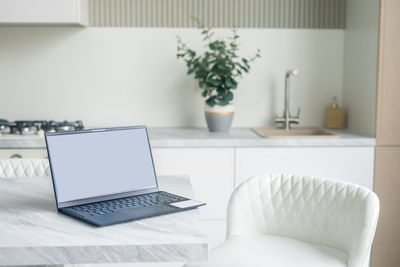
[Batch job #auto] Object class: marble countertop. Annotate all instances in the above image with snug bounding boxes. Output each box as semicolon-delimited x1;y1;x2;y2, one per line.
0;175;207;265
148;127;375;147
0;127;375;149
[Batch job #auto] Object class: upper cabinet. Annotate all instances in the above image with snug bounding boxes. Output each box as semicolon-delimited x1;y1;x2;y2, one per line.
0;0;88;26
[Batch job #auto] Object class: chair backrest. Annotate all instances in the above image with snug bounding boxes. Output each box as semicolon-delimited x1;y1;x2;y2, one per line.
227;174;379;267
0;158;50;178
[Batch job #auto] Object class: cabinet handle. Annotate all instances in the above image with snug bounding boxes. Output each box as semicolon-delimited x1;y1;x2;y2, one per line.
10;154;22;159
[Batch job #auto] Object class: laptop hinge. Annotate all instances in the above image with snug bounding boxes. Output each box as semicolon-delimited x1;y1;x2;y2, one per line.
58;187;159;209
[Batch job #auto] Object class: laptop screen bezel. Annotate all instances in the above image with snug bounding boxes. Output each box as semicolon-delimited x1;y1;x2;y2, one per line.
45;125;159;210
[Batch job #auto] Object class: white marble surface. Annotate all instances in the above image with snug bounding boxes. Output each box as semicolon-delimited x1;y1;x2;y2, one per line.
0;134;45;148
0;128;375;149
148;127;375;147
0;176;207;265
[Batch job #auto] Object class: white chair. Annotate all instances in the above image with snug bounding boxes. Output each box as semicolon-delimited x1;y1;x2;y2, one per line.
0;158;50;178
185;174;379;267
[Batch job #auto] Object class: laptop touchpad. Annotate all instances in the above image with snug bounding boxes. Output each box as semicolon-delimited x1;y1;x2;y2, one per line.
121;205;177;218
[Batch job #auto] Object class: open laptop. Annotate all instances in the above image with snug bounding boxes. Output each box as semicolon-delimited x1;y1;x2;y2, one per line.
45;125;205;226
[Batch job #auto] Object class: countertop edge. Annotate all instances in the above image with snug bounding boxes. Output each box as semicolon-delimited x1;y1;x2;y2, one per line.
0;128;376;149
0;243;208;265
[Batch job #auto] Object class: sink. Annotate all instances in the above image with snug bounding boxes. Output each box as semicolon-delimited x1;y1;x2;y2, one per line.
252;127;340;138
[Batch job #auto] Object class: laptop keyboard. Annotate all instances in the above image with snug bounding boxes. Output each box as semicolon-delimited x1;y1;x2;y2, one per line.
64;191;187;218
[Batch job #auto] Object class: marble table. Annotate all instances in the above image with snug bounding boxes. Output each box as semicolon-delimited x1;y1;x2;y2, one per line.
0;176;207;266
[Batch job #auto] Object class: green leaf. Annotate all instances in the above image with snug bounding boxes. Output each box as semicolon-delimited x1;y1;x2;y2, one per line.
206;97;216;107
199;81;208;89
209;79;220;87
225;91;234;101
225;78;237;89
188;50;196;57
216;86;226;95
238;64;249;73
218;100;229;106
209;42;217;51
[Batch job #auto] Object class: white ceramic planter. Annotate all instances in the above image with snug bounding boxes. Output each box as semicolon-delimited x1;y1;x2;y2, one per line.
204;104;235;132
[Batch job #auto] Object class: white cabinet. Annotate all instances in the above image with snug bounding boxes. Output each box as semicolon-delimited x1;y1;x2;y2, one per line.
152;148;234;220
235;147;375;189
0;0;88;25
152;148;234;249
151;146;375;249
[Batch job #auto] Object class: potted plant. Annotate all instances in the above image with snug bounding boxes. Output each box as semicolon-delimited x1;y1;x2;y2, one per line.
177;23;260;132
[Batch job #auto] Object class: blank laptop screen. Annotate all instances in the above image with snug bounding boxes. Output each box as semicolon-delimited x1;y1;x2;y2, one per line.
46;127;157;204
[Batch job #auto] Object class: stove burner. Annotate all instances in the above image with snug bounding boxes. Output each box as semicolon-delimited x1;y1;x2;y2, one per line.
0;119;84;135
0;119;10;134
48;120;84;132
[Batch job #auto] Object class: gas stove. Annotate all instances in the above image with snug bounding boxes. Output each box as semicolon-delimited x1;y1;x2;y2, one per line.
0;120;84;135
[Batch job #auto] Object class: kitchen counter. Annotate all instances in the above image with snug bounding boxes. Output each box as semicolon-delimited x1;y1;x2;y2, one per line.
0;127;375;149
148;128;375;147
0;175;207;265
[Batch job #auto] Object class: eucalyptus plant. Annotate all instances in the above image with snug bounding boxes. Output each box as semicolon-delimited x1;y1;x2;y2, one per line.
177;23;261;107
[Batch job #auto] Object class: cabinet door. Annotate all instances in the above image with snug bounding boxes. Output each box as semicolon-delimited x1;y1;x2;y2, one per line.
151;148;234;220
372;147;400;266
0;0;88;25
235;147;375;189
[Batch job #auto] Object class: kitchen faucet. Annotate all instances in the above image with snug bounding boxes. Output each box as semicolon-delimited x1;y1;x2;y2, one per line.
275;69;301;130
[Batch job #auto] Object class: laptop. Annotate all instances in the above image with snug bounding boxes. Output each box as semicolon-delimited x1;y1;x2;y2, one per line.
45;125;205;226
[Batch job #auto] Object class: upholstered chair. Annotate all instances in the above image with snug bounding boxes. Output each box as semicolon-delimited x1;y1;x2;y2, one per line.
185;174;380;267
0;158;50;178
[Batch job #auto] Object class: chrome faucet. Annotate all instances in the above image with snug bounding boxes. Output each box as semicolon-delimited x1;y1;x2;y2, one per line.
275;69;301;130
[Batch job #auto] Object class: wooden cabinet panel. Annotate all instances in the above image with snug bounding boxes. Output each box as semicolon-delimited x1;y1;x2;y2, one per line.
235;147;375;189
373;0;400;265
152;148;234;220
372;147;400;267
376;0;400;145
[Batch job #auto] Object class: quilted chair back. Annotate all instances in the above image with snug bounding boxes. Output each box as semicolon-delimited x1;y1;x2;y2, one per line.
0;159;50;178
227;174;379;267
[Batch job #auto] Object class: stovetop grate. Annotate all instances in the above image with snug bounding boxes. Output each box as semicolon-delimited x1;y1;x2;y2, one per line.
0;120;84;135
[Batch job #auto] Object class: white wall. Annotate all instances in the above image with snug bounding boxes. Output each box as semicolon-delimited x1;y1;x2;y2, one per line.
343;0;379;137
0;27;344;128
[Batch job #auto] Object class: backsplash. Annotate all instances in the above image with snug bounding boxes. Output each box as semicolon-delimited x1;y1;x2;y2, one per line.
0;27;344;128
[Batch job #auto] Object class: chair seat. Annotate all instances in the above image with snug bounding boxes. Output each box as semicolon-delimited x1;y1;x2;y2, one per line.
185;234;348;267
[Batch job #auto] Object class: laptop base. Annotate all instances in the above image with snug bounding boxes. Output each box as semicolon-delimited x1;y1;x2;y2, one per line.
60;191;204;226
